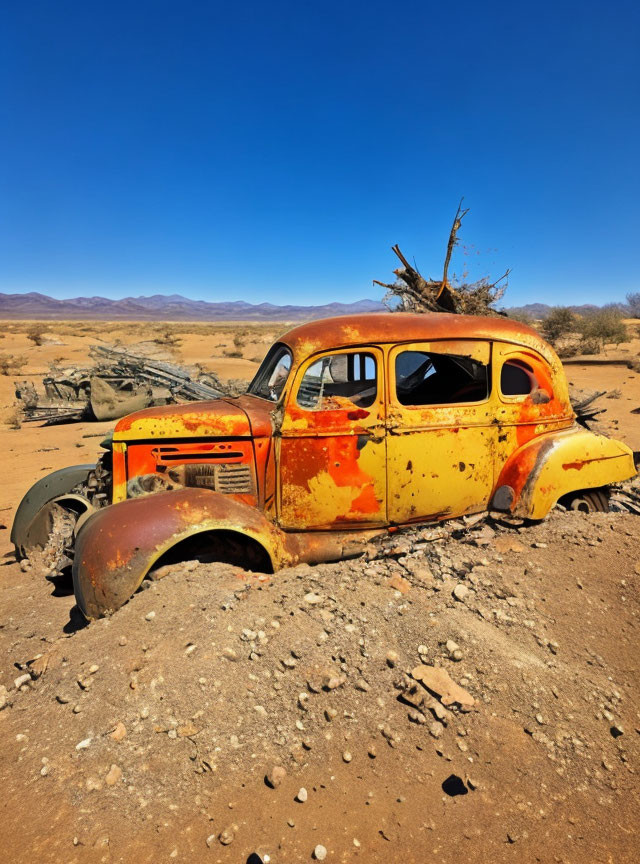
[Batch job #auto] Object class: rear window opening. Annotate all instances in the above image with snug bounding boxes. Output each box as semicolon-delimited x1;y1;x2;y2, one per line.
395;350;489;406
501;360;538;396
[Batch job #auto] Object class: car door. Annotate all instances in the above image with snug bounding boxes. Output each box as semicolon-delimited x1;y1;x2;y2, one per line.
277;346;387;530
387;339;496;524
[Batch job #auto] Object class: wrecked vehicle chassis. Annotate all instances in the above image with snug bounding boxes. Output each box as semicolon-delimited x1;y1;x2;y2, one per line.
12;313;636;620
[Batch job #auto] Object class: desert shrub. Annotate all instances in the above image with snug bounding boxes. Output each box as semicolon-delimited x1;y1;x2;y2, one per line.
223;332;246;359
626;291;640;318
0;353;27;375
578;309;628;350
578;337;602;355
153;329;182;348
26;324;48;346
542;308;576;344
5;406;22;429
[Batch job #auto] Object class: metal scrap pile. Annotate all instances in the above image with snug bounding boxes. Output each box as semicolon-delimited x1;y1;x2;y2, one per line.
15;343;241;425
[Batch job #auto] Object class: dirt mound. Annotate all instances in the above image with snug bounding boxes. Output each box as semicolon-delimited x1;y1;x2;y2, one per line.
1;511;638;863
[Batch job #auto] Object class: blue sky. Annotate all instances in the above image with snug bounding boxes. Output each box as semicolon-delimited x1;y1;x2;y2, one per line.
1;1;638;307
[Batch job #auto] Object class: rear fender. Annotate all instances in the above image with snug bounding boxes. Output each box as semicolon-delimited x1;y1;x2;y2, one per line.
72;488;293;620
495;425;636;519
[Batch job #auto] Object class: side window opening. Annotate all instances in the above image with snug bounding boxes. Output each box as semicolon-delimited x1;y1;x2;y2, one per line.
297;351;377;411
395;350;489;407
501;360;537;396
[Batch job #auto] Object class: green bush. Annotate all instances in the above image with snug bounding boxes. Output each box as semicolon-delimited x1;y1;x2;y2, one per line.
542;308;577;344
578;310;628;350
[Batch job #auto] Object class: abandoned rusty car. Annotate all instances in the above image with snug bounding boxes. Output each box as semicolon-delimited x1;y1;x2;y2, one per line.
12;313;636;619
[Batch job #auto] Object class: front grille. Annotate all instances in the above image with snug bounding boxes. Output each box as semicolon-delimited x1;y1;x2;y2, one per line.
183;462;254;494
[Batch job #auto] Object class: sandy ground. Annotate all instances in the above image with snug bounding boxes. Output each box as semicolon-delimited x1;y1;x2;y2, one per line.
0;319;639;863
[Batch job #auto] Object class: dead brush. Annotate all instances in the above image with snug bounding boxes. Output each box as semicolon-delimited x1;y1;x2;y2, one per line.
0;353;27;375
26;324;48;346
152;328;182;349
5;405;22;429
374;199;510;316
223;332;246;359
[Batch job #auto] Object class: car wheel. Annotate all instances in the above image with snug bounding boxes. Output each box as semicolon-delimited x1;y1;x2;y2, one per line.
566;488;610;513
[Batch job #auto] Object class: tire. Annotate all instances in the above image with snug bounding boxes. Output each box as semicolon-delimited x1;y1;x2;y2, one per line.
565;488;610;513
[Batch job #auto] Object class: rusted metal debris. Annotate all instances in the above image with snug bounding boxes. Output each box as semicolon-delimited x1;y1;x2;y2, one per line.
15;343;241;425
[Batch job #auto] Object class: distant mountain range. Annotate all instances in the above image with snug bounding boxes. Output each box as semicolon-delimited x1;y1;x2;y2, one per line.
0;292;622;321
0;292;386;321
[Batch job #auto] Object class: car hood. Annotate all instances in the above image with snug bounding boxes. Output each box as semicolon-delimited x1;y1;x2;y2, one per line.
113;394;273;441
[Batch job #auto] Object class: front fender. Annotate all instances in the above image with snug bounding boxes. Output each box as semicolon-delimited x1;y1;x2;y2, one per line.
496;425;636;519
11;464;95;556
72;488;293;620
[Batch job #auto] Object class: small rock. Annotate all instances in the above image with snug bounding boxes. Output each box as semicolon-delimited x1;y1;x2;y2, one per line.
445;640;463;661
145;611;155;621
428;722;443;739
323;673;346;690
296;787;308;803
218;826;236;846
89;664;99;674
266;765;287;788
76;737;92;751
314;844;327;861
342;750;352;763
386;650;399;668
110;722;127;741
304;592;324;605
453;584;469;602
118;636;128;646
105;764;122;786
14;673;31;690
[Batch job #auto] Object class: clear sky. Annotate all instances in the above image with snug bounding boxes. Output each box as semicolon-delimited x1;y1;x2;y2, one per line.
1;1;638;308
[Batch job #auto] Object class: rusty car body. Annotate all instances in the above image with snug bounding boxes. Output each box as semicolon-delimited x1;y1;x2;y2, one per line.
12;313;636;619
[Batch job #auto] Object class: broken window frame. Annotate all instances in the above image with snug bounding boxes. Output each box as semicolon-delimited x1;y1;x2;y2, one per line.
247;343;293;403
293;348;380;413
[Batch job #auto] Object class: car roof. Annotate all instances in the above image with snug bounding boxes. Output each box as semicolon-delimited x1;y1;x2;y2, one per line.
280;312;554;362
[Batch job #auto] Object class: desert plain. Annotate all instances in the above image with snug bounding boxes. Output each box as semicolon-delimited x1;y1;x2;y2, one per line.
0;318;639;863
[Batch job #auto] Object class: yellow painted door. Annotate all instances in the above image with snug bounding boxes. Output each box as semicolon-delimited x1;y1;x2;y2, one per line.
387;340;496;524
277;347;387;530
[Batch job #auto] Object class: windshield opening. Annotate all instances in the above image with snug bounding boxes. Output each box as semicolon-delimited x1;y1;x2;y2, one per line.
248;343;292;402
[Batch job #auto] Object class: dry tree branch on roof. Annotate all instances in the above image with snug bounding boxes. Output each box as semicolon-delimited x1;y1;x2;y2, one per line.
374;199;511;316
